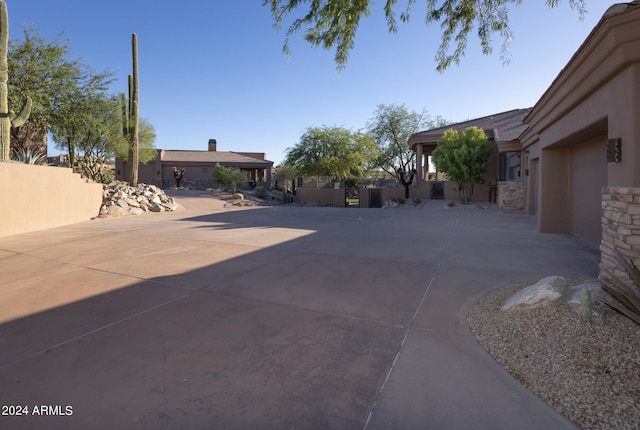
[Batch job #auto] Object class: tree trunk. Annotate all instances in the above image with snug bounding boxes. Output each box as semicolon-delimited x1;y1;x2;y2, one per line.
458;183;475;205
397;169;416;200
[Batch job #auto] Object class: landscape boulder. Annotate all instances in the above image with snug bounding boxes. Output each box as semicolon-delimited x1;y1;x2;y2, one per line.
501;276;568;311
500;277;609;322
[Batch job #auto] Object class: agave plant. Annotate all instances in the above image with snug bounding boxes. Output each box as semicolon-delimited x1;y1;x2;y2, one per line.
596;249;640;325
11;148;47;165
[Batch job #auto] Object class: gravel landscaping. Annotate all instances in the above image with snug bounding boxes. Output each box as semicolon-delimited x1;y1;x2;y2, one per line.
467;279;640;429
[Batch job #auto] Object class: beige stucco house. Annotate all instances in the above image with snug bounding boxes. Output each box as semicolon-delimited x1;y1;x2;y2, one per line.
522;0;640;283
520;1;640;249
115;139;273;189
410;1;640;282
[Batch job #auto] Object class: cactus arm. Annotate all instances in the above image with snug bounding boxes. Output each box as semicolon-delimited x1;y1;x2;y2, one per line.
11;96;31;128
120;92;128;137
0;0;32;160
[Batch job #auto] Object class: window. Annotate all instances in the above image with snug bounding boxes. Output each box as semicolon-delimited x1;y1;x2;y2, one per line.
499;152;521;181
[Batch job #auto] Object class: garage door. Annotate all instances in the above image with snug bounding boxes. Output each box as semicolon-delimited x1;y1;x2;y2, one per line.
568;136;607;249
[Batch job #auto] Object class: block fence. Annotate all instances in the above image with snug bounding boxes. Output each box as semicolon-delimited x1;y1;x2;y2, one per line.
0;162;103;238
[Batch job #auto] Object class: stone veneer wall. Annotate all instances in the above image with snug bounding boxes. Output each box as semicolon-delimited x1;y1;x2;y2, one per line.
497;181;525;210
600;187;640;289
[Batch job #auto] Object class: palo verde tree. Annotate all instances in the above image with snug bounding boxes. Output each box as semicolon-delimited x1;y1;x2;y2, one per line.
72;94;120;183
284;125;378;181
74;96;156;183
431;126;492;204
213;163;247;193
49;70;113;168
112;116;156;165
368;103;447;198
264;0;586;72
0;0;31;161
9;25;113;161
276;164;298;190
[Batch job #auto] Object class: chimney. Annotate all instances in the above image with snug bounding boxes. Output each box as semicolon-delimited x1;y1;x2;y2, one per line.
208;139;217;151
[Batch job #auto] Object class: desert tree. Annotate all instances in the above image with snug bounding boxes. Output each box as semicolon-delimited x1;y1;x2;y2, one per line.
431;126;492;204
8;25;113;157
48;68;113;168
368;103;447;198
213;163;248;193
284;125;378;181
264;0;586;72
75;96;156;183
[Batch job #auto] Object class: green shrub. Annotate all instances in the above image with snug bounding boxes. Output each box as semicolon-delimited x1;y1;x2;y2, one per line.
213;163;246;193
255;186;268;199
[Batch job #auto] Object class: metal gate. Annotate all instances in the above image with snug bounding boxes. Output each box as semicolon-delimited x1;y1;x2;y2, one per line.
431;181;444;199
369;188;382;208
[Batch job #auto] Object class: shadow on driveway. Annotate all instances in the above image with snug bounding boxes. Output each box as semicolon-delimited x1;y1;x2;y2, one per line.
0;199;597;429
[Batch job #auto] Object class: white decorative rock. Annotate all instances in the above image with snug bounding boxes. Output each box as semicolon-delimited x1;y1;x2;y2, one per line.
501;276;568;311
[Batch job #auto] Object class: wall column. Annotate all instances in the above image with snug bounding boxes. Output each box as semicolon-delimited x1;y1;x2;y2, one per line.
415;144;423;185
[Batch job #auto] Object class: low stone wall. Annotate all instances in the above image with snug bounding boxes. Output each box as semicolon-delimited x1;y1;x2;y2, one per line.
600;186;640;289
498;181;525;210
0;162;103;238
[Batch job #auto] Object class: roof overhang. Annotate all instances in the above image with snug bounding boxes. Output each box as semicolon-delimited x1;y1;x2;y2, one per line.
523;1;640;143
496;140;523;153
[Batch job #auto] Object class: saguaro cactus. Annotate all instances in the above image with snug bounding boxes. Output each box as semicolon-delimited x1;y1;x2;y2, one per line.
0;0;31;161
122;33;139;185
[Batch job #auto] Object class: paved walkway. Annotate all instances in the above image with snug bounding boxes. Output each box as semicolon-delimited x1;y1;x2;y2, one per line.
0;192;599;429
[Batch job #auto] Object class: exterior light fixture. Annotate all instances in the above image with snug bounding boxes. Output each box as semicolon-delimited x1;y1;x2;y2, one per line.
606;138;622;162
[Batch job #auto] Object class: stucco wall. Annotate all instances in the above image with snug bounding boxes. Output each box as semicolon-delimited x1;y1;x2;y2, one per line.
0;163;103;238
296;188;346;207
522;7;640;240
381;186;430;202
443;181;491;203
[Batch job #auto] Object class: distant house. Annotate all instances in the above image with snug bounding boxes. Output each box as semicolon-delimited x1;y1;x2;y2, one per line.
47;154;70;166
409;1;640;260
115;139;274;189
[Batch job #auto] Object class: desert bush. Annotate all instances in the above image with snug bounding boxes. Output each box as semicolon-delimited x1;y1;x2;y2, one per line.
255;186;268;199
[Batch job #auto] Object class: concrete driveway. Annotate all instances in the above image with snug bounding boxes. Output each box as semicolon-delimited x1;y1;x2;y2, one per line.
0;191;598;429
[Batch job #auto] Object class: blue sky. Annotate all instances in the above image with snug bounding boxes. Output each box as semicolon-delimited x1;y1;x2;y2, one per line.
8;1;610;164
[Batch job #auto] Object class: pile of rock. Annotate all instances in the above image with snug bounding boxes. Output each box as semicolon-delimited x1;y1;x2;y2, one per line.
382;198;420;208
382;199;400;208
99;182;178;217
